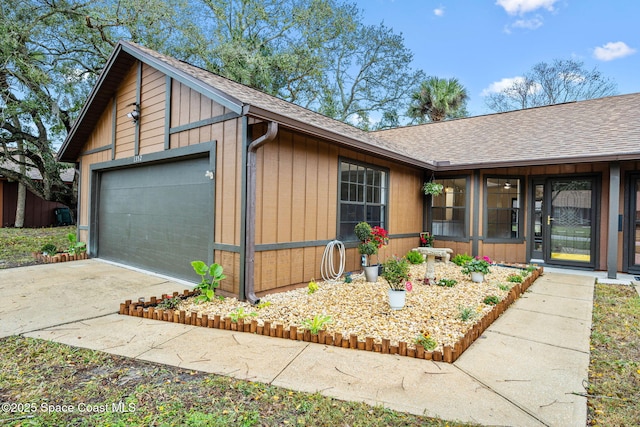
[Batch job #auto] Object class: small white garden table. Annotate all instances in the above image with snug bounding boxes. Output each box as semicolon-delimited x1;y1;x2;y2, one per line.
412;247;453;282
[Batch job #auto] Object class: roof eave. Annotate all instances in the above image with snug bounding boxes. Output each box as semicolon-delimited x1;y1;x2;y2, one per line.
434;152;640;171
245;105;437;170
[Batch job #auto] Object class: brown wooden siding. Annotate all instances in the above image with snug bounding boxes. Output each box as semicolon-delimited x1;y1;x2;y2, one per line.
1;180;68;228
138;64;166;155
114;64;139;159
253;128;424;293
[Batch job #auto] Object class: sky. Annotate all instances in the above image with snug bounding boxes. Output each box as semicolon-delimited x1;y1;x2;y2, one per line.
353;0;639;117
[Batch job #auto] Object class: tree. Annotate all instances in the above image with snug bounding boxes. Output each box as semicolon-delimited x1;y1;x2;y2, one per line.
316;21;424;130
407;76;469;123
0;0;199;217
485;58;618;113
1;0;423;212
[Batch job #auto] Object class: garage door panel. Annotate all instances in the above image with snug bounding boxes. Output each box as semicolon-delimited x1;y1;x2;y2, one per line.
97;157;213;282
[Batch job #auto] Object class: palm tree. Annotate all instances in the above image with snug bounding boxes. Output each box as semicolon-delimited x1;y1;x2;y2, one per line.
408;77;469;122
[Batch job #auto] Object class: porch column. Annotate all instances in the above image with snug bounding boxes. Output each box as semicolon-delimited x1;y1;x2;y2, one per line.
607;162;620;279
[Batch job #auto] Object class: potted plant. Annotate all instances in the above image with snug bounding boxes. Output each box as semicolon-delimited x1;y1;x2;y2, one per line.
354;222;388;282
422;180;444;196
461;256;492;283
381;256;412;310
419;232;434;247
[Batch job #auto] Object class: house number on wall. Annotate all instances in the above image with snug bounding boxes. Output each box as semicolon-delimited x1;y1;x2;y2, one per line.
133;155;143;163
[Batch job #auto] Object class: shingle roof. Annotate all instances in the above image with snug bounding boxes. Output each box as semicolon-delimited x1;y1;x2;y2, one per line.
59;41;432;168
59;41;640;170
374;93;640;169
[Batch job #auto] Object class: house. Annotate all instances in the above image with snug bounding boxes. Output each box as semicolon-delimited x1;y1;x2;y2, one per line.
0;163;74;228
58;41;640;301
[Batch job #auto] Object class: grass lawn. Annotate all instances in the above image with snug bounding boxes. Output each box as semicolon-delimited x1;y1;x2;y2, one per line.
586;283;640;426
0;226;75;269
0;336;476;426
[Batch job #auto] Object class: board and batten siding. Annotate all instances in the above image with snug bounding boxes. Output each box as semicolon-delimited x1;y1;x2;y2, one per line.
253;127;424;294
75;64;245;294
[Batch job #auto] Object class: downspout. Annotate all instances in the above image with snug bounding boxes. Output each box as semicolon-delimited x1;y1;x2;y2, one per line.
244;121;278;304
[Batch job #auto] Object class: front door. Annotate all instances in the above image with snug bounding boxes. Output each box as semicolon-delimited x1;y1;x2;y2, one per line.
530;177;597;268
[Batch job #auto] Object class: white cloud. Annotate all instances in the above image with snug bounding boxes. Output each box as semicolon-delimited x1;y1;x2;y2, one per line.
511;16;544;30
434;7;445;17
481;77;522;96
593;41;637;61
496;0;558;15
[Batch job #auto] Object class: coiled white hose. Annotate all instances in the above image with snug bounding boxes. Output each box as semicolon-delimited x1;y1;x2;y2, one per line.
320;240;346;282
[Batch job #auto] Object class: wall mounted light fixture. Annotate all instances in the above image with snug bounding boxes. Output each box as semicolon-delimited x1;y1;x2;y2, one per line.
504;181;512;189
127;103;140;123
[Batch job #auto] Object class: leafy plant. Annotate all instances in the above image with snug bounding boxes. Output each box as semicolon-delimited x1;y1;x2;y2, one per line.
66;233;86;255
422;181;444;196
414;332;437;351
307;279;319;294
301;314;332;334
40;243;57;255
451;253;473;266
507;274;523;283
405;250;424;264
191;261;226;303
461;256;492;275
381;256;410;290
419;232;434;247
256;301;272;309
526;264;538;273
343;272;352;283
435;278;458;287
157;295;181;310
458;306;476;321
483;295;500;305
497;283;511;291
229;307;258;323
354;222;388;266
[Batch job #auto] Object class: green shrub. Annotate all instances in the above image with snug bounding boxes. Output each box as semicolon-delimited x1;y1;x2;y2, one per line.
507;274;523;283
484;295;500;305
40;243;57;255
415;332;437;351
452;253;473;266
435;278;458;287
459;306;476;321
405;250;424;264
191;261;226;303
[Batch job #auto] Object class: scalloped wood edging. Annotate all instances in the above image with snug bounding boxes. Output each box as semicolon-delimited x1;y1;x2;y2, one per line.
119;266;543;363
33;252;89;263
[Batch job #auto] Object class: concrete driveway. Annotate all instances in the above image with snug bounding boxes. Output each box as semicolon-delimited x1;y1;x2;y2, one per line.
1;259;186;338
2;259;596;426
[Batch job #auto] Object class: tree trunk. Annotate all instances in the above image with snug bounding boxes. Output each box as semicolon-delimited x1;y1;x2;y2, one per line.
14;141;26;228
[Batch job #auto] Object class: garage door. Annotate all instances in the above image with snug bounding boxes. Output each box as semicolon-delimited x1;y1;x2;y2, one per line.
97;156;213;282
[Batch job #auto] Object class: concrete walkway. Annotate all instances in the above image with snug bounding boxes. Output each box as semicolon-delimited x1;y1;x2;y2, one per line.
2;260;602;426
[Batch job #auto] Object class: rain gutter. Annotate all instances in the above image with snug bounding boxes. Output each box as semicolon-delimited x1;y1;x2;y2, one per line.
243;119;278;304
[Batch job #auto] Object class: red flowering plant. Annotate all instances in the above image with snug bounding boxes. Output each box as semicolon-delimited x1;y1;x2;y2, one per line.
419;232;434;247
354;222;389;266
371;226;389;248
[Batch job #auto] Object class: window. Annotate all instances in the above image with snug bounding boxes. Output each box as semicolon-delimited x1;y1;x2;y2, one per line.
431;177;467;238
338;160;388;240
485;177;522;240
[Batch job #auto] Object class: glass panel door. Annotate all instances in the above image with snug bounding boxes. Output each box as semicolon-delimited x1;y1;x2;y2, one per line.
548;178;594;265
627;178;640;270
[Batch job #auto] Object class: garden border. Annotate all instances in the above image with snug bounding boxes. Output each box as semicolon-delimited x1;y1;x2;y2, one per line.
119;266;543;363
32;252;89;263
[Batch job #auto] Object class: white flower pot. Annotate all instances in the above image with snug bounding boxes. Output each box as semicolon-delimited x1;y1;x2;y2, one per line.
388;289;406;310
470;272;484;283
364;265;379;282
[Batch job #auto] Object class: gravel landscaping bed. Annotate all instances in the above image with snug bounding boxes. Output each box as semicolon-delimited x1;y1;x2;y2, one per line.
176;262;536;353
